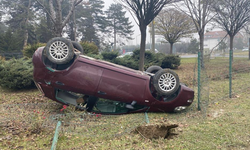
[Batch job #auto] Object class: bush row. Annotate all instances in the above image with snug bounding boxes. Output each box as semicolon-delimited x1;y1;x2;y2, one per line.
101;49;181;70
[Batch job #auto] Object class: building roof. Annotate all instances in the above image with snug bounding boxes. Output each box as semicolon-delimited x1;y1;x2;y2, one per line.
204;31;227;39
204;30;243;39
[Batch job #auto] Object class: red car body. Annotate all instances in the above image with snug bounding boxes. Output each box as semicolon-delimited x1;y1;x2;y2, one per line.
33;47;194;114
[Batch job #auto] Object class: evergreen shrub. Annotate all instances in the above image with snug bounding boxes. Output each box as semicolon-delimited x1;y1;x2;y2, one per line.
80;41;98;54
161;55;181;69
0;58;35;89
114;56;138;70
22;43;46;58
101;51;119;61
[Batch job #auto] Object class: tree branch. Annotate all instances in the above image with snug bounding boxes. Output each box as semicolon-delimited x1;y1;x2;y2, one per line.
62;0;83;27
35;0;56;25
49;0;56;20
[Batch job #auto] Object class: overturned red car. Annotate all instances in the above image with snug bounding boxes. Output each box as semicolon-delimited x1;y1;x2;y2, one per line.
32;37;194;114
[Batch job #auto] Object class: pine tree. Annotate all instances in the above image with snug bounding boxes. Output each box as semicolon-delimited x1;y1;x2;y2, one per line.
0;28;23;53
105;3;133;50
2;0;35;48
35;17;53;43
187;39;199;54
77;0;107;47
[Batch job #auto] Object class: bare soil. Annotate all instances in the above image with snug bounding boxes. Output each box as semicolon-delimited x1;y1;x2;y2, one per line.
133;123;178;139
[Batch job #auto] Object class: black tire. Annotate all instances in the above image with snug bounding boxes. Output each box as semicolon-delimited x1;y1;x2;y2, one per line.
44;37;74;65
86;96;99;112
146;65;163;74
72;41;84;54
153;69;180;96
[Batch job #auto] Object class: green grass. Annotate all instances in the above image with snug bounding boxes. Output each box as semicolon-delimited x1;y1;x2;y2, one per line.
233;51;248;55
1;57;250;149
180;57;197;64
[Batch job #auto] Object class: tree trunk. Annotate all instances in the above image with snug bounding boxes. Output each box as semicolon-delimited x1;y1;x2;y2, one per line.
23;30;28;48
170;43;173;54
69;9;76;41
54;25;63;37
151;20;155;53
248;38;250;60
230;35;234;61
73;9;76;41
23;0;32;48
139;25;147;71
37;0;82;38
46;12;53;41
114;19;116;51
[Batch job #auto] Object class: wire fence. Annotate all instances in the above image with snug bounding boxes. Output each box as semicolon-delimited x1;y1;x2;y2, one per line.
174;50;250;121
196;50;250;117
1;50;250;149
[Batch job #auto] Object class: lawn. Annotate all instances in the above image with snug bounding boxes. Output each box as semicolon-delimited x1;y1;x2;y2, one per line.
0;57;250;149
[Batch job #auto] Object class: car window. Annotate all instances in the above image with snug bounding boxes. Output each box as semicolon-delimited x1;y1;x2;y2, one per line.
92;99;146;114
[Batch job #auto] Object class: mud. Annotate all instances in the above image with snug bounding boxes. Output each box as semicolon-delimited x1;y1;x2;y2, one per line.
134;123;178;139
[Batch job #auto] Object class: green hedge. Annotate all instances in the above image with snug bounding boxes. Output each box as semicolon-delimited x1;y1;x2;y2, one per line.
22;43;46;58
161;55;181;69
106;49;180;70
101;51;119;61
80;41;99;54
114;56;138;70
0;58;35;89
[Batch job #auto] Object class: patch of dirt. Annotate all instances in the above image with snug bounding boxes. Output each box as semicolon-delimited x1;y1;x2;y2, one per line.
133;123;178;139
210;109;224;118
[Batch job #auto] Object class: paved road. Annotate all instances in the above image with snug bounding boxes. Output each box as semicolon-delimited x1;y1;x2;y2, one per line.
179;54;197;58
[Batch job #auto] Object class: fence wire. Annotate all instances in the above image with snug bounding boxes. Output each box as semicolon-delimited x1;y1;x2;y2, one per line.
1;51;250;149
197;51;250;117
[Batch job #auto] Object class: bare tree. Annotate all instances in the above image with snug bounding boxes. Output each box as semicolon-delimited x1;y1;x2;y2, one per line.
153;8;195;54
178;0;216;67
212;0;250;61
117;0;179;71
36;0;84;37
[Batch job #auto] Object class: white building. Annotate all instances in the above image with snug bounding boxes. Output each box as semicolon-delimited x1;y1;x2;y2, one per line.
204;30;244;53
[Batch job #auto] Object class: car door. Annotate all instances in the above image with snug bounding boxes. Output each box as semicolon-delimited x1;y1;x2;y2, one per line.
50;59;103;96
96;68;147;103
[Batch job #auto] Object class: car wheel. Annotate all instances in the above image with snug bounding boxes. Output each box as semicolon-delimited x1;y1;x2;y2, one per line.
72;41;84;54
44;37;74;65
153;69;180;96
146;65;162;74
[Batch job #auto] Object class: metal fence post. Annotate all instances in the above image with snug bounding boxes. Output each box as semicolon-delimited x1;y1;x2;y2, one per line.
145;112;150;124
198;52;201;110
229;50;232;98
51;121;62;150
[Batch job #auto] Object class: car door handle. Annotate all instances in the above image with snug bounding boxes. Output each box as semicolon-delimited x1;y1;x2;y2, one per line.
98;91;106;95
55;81;64;86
